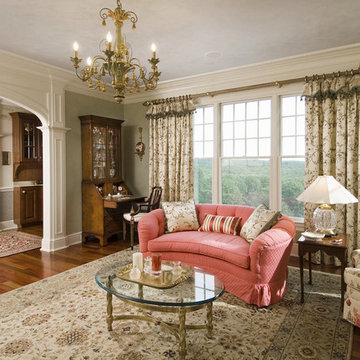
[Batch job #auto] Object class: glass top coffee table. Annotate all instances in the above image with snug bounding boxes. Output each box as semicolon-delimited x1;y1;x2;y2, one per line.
95;260;225;359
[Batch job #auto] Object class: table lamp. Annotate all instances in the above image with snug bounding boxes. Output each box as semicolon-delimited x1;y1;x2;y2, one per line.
296;175;358;235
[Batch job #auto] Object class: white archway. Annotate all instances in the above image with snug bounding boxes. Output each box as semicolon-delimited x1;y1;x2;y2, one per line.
0;52;68;251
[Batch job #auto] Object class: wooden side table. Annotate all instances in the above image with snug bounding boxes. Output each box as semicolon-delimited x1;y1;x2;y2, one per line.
298;234;347;308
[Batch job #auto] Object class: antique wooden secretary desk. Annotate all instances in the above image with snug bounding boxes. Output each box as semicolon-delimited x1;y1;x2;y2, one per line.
79;115;143;246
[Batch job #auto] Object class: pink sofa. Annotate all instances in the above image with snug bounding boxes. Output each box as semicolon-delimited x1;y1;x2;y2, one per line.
138;204;296;306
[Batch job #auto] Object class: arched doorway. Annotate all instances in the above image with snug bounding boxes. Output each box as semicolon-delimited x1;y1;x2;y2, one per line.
0;99;43;236
0;76;68;251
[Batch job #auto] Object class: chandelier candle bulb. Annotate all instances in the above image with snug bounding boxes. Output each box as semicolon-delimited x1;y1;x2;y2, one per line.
73;42;79;58
132;252;143;272
151;43;156;58
106;32;112;50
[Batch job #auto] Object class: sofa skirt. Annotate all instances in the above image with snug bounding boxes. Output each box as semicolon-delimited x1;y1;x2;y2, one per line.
142;251;288;307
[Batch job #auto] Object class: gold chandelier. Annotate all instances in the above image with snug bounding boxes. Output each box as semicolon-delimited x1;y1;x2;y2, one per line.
70;0;160;103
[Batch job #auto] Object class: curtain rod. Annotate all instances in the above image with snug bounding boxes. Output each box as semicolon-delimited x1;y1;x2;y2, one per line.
143;67;360;106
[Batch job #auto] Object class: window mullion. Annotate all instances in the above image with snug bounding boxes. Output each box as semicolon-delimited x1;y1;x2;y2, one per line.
213;102;221;204
270;94;280;210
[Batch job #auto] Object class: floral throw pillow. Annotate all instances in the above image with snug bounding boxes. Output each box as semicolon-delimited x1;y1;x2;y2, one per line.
199;214;242;236
240;204;282;244
162;199;200;233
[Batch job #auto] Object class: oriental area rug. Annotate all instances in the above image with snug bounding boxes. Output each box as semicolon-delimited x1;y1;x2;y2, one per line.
0;247;352;360
0;230;42;258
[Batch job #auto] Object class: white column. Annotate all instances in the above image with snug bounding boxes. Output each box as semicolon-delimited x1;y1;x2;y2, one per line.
40;80;69;252
40;126;69;251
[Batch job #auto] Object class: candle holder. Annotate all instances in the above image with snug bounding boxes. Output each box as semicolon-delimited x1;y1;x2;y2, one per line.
129;267;141;280
151;253;162;277
144;256;152;274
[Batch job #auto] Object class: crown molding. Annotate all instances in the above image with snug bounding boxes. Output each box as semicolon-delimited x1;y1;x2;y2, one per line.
0;49;115;103
1;43;360;106
123;43;360;104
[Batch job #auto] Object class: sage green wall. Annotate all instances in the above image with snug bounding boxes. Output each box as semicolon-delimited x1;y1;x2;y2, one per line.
65;91;124;235
0;191;12;221
123;102;149;196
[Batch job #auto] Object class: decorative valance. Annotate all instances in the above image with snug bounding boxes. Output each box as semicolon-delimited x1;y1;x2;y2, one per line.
302;73;360;100
145;96;196;120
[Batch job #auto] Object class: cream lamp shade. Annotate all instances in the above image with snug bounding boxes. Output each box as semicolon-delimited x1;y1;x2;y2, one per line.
297;175;358;235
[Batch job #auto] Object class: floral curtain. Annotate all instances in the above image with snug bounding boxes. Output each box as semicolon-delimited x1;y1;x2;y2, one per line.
146;96;196;201
302;74;360;264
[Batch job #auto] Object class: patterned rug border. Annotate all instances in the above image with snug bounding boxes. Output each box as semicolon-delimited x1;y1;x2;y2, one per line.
0;248;353;360
0;230;42;258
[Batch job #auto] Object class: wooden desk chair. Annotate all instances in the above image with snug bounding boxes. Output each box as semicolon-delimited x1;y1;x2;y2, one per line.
123;186;162;249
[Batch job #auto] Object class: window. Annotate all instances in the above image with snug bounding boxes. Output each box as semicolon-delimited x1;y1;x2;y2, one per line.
221;99;271;206
193;91;306;223
193;106;214;204
280;96;305;218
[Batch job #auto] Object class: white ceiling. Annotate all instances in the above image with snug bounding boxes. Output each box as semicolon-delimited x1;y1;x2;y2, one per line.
0;0;359;82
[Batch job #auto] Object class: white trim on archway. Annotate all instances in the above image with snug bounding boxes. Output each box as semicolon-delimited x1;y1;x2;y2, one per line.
0;54;68;251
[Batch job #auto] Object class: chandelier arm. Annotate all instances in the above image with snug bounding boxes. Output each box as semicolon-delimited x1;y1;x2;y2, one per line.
93;55;107;63
74;68;92;82
98;39;107;53
99;8;113;21
123;11;138;25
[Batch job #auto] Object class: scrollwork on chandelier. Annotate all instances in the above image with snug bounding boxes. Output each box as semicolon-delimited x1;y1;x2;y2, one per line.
70;0;161;103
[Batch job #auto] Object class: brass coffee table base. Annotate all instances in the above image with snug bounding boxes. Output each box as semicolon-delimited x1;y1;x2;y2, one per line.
106;276;213;360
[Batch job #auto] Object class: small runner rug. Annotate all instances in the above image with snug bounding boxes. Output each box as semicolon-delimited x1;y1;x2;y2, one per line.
0;247;352;359
0;230;42;257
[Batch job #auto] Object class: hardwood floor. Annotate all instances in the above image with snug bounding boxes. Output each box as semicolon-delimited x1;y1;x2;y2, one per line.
0;227;131;293
18;224;43;237
0;231;358;358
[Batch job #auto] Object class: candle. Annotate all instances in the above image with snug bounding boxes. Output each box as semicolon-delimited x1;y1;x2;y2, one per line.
133;252;143;272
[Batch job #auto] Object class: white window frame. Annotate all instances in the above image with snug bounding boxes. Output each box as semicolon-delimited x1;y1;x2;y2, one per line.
194;83;305;229
279;95;305;225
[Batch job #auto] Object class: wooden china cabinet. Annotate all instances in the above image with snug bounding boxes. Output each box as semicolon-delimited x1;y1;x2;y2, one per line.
10;112;42;181
11;112;43;228
79;115;128;246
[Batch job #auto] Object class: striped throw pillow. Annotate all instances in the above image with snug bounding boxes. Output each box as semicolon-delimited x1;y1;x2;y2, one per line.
199;214;242;236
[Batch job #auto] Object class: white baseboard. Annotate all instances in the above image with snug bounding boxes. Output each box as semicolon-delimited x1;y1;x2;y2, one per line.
0;220;17;231
66;232;82;247
41;231;82;252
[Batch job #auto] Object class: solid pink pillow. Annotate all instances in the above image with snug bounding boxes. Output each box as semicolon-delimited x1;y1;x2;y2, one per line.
199;214;242;236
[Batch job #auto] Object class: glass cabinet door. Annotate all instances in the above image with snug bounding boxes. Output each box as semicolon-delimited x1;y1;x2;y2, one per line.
23;121;37;160
108;127;121;179
92;126;107;179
